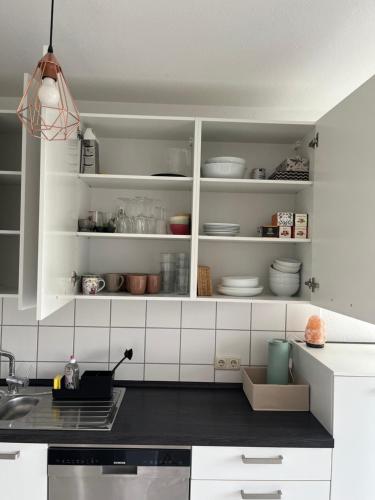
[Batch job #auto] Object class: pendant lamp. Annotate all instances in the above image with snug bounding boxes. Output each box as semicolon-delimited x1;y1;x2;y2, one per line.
17;0;80;140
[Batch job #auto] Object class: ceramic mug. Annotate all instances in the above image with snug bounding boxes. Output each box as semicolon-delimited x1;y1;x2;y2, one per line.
104;273;125;293
126;274;147;295
82;275;105;295
147;274;161;294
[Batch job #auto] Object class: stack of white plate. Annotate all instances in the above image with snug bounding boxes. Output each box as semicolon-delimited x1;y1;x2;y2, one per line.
202;156;246;179
269;258;301;297
203;222;240;237
218;276;263;297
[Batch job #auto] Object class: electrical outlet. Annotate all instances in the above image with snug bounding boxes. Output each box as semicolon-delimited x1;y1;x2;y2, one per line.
215;356;241;370
215;357;227;369
228;357;241;370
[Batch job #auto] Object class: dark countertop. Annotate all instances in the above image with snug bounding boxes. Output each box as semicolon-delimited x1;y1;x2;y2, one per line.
0;384;333;448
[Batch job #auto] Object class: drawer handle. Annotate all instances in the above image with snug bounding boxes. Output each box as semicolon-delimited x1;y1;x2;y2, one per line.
0;451;20;460
241;490;282;500
241;454;283;465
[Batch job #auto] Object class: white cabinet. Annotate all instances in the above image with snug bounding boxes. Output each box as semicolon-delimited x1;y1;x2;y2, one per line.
0;442;47;500
293;343;375;500
191;446;332;500
13;73;375;323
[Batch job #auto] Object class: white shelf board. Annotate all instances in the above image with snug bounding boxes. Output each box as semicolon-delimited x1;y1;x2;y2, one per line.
201;119;314;143
76;232;191;241
199;236;311;243
199;294;311;304
78;174;193;191
75;292;189;301
0;286;18;297
200;178;312;194
0;170;21;185
0;230;20;235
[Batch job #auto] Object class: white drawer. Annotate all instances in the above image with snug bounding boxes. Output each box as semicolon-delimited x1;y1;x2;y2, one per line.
191;446;332;480
190;480;331;500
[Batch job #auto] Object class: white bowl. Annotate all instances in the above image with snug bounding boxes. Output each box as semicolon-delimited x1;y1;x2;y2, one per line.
221;276;259;288
269;266;299;278
269;280;300;297
273;262;300;273
205;156;245;165
202;162;246;179
218;285;263;297
274;257;301;266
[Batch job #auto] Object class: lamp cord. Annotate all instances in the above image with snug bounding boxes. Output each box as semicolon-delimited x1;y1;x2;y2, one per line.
48;0;55;53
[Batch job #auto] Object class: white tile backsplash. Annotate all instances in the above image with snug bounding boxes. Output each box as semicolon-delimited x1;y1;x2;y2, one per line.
39;301;75;326
146;301;181;328
216;330;250;365
75;299;111;327
111;301;146;328
145;328;180;363
110;328;145;363
217;302;251;330
180;365;214;382
38;326;74;361
144;364;179;381
251;303;286;331
1;326;38;361
0;298;372;382
181;301;216;329
180;329;215;364
3;298;37;326
74;327;110;362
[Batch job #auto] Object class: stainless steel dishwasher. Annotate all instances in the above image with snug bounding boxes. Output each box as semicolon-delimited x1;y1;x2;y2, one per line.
48;445;191;500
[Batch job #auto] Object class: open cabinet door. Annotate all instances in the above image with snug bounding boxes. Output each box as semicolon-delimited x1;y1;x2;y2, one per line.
18;74;41;309
311;76;375;324
37;131;80;321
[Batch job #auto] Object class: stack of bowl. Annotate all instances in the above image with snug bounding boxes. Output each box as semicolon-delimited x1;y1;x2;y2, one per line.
269;258;301;297
169;214;190;235
202;156;246;179
218;276;263;297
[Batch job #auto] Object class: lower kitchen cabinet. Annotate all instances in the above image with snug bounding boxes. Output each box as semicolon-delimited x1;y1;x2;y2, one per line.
0;442;47;500
191;446;332;500
190;480;331;500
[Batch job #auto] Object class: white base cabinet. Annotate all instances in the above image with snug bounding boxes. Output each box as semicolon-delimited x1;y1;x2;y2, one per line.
191;446;332;500
191;480;331;500
0;442;47;500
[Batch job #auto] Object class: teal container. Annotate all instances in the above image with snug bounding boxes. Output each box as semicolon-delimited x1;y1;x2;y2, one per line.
266;339;291;385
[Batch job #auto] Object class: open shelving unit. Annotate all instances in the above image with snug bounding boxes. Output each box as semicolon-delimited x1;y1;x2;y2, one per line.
0;111;22;297
51;114;315;304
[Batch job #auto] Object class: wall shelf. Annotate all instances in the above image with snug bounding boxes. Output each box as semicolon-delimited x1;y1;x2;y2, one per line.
76;232;191;241
0;230;20;235
78;173;193;191
0;170;21;185
199;235;311;243
200;178;312;194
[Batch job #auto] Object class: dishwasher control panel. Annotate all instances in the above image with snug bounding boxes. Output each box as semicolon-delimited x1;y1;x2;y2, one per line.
48;447;191;467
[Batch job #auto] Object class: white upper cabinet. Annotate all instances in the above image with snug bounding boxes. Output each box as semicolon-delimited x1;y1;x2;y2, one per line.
311;75;375;323
18;74;40;310
37;135;81;320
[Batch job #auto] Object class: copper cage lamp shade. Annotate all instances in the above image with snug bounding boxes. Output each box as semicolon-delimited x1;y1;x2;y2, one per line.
16;0;80;140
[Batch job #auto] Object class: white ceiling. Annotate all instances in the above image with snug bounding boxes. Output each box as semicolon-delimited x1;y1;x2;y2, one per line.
1;0;375;114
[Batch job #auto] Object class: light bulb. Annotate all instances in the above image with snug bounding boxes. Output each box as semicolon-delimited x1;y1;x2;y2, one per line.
38;77;60;106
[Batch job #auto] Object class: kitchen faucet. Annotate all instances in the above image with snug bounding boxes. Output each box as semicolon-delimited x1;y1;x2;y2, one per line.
0;350;29;395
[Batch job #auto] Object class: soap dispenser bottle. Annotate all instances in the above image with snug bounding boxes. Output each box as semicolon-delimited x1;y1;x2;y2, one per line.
64;355;80;389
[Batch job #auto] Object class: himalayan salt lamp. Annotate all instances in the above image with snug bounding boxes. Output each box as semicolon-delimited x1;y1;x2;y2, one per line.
305;315;326;348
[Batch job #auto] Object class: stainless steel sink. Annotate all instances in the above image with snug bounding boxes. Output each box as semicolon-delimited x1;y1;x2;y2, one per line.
0;387;125;430
0;396;39;420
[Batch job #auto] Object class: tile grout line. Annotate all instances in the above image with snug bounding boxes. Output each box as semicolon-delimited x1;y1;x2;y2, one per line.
143;301;148;380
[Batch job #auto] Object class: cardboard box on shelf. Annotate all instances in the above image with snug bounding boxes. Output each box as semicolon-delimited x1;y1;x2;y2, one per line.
292;226;308;239
294;213;308;227
278;226;292;239
271;212;294;227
